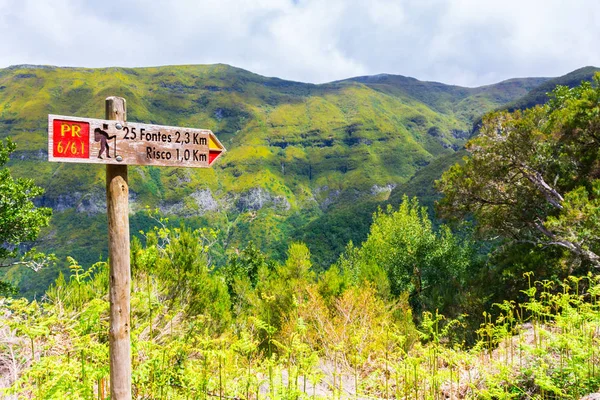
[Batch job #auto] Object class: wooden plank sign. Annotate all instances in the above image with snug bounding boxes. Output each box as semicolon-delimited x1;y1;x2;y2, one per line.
48;114;225;167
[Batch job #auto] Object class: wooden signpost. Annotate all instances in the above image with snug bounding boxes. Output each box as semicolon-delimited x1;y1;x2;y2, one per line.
48;98;226;400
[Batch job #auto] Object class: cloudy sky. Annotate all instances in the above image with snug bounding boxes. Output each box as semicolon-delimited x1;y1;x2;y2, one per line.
0;0;598;87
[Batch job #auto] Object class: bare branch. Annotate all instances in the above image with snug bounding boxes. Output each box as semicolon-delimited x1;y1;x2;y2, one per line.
517;164;564;210
530;221;600;268
0;259;49;272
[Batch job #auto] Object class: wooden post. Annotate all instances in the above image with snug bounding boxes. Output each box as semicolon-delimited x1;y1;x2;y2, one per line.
105;96;132;400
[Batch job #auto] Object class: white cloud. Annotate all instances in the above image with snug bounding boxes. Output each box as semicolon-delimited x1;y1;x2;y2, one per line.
0;0;598;86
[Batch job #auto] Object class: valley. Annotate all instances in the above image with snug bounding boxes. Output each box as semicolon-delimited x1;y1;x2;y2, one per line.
0;63;597;297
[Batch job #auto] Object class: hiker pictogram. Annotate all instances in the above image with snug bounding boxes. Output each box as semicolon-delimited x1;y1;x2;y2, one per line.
94;124;116;159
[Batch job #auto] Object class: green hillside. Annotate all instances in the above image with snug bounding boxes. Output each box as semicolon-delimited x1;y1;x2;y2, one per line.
471;66;600;131
342;74;550;124
0;63;558;296
503;66;600;111
4;73;600;398
297;68;600;265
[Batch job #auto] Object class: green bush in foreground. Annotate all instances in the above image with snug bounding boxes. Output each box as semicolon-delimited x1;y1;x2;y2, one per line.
1;229;599;399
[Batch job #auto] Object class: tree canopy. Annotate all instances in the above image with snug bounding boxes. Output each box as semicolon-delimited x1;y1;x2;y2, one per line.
437;75;600;270
0;138;52;267
337;196;475;315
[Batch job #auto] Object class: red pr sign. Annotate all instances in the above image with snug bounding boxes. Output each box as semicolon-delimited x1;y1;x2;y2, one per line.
52;119;90;159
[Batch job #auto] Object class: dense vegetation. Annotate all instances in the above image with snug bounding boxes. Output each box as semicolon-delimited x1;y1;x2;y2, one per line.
0;63;571;298
437;75;600;305
0;138;52;296
1;67;600;398
1;202;599;399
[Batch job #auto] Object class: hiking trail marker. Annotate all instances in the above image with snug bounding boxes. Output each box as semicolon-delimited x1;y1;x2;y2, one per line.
48;114;225;167
47;98;225;400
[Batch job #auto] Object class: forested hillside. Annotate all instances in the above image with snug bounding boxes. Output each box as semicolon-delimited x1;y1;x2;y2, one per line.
0;63;558;297
1;65;600;398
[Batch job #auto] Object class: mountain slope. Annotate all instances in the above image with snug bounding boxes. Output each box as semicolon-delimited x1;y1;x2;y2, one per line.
340;74;551;123
297;67;600;266
470;66;600;131
0;63;557;297
503;66;600;111
2;64;469;204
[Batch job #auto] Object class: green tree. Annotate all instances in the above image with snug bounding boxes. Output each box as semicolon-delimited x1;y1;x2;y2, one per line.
135;223;231;332
220;242;275;322
0;138;52;272
221;242;274;294
437;76;600;270
254;242;315;333
337;196;474;315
